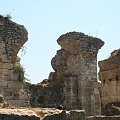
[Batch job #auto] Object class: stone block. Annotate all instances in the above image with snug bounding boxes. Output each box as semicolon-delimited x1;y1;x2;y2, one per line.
86;116;120;120
6;100;29;107
19;89;29;100
7;80;21;88
0;80;8;87
0;109;40;120
68;110;86;120
43;110;67;120
2;63;13;69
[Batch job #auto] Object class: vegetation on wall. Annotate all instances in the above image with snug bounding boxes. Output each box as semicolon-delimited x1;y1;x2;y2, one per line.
13;65;29;83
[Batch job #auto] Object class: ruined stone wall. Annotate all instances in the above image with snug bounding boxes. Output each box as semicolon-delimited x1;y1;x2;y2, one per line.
0;108;120;120
0;109;40;120
0;15;28;106
55;32;104;116
86;116;120;120
99;49;120;115
30;78;64;108
30;32;104;116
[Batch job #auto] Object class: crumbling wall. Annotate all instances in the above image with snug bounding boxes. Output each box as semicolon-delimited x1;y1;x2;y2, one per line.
99;49;120;115
86;116;120;120
30;77;64;108
42;110;85;120
30;32;104;116
0;15;28;106
0;109;40;120
54;32;104;116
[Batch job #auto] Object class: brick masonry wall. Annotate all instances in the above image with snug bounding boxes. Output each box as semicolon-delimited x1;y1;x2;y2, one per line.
30;32;104;116
99;49;120;115
0;15;28;106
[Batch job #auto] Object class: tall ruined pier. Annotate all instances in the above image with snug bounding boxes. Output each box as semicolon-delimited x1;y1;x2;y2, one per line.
0;15;28;106
30;32;104;116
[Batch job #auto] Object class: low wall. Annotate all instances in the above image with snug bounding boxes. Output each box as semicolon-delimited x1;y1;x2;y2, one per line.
86;116;120;120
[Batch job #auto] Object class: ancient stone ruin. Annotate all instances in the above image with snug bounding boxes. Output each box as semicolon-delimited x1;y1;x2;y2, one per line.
30;32;104;116
99;49;120;116
0;15;28;106
0;109;40;120
0;15;120;120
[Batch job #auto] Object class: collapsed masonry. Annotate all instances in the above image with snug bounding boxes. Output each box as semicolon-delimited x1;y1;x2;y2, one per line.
30;32;104;116
0;16;119;117
0;15;28;106
99;49;120;116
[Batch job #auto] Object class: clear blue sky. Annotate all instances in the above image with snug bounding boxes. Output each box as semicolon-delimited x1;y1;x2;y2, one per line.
1;0;120;83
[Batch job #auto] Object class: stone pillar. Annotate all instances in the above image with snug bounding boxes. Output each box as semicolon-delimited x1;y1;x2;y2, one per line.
35;32;104;115
0;15;28;106
55;32;104;116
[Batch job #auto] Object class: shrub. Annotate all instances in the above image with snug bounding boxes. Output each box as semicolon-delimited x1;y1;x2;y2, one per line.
13;65;28;83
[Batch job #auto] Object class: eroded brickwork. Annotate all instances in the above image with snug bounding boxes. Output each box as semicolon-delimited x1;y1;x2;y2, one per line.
0;15;120;118
99;49;120;115
30;32;104;116
0;15;28;106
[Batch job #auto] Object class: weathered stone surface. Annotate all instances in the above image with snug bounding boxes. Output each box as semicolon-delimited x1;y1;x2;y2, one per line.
0;15;28;106
0;16;28;62
67;110;86;120
30;108;63;119
43;110;67;120
0;108;119;120
42;109;86;120
0;109;40;120
0;95;4;103
30;32;104;116
0;108;85;120
30;81;64;108
86;116;120;120
99;49;120;115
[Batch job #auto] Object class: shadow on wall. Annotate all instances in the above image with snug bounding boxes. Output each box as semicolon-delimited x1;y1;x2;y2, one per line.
104;102;120;116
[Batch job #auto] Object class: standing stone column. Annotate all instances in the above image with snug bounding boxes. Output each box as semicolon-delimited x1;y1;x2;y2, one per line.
0;15;28;106
52;32;104;116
